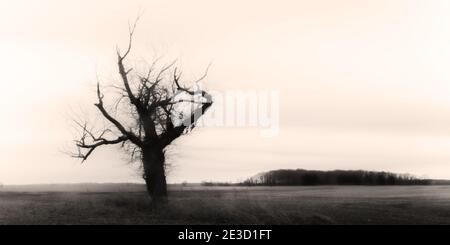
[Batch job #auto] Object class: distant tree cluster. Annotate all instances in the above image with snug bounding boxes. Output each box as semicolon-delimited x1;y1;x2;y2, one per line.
201;181;233;187
240;169;432;186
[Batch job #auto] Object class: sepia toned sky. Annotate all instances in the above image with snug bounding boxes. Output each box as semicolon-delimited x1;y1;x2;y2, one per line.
2;0;450;184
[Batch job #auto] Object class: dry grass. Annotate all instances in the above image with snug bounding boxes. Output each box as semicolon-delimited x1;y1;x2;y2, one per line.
1;186;450;224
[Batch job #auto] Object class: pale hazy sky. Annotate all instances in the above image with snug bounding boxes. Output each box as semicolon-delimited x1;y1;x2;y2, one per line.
2;0;450;184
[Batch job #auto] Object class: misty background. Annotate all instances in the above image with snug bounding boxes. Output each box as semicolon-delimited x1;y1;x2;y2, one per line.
2;0;450;184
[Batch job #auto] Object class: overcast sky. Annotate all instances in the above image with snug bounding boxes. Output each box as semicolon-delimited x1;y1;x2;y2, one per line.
2;0;450;184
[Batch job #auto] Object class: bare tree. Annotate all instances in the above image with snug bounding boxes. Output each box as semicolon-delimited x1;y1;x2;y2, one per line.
71;24;213;205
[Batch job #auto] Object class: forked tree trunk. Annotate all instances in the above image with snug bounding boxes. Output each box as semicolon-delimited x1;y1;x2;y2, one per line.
142;147;168;207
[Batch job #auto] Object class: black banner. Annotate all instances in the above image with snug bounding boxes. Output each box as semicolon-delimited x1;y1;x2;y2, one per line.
0;225;447;244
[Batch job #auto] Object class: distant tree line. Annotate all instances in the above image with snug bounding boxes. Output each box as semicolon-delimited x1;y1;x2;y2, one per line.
201;181;233;187
239;169;432;186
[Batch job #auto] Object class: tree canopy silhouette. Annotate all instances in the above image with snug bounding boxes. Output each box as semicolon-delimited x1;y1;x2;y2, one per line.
71;23;213;205
241;169;431;186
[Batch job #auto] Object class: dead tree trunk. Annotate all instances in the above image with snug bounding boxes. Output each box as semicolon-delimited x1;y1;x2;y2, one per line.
142;147;168;205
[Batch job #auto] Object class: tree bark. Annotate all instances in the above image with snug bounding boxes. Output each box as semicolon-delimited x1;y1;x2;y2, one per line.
142;147;168;206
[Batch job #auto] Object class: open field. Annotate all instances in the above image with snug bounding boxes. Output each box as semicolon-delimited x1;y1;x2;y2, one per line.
1;185;450;224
